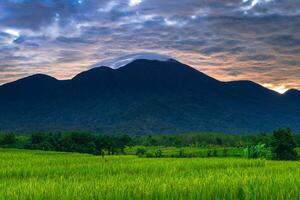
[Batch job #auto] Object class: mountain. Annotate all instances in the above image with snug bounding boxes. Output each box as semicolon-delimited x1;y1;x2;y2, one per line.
0;59;299;134
93;52;173;69
284;89;300;100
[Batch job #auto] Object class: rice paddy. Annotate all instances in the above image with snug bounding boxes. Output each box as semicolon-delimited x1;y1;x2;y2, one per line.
0;148;299;200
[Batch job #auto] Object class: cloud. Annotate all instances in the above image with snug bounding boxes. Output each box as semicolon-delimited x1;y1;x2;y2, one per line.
0;0;299;93
129;0;142;7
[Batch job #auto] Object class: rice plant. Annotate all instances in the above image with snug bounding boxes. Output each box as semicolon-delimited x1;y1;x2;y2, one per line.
0;148;299;200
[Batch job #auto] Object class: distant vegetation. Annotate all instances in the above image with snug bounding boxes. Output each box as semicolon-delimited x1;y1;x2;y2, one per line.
0;132;133;155
272;128;298;160
0;128;299;160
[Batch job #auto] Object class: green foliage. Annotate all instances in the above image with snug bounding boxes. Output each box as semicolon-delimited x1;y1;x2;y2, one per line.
178;149;184;157
0;130;299;159
132;131;300;149
155;149;162;158
271;128;298;160
126;146;246;158
22;132;133;155
212;149;218;157
207;150;212;157
244;143;268;159
136;148;147;157
133;132;245;147
0;133;16;145
223;148;228;157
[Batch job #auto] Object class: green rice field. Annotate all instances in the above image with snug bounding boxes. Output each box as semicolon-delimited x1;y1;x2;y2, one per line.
0;148;299;200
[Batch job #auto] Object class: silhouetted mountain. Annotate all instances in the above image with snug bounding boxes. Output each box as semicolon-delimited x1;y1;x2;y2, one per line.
284;89;300;99
0;59;299;134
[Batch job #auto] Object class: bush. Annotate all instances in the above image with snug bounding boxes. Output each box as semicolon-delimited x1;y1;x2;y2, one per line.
212;149;218;157
223;148;228;157
178;149;184;157
146;152;154;158
207;150;212;157
244;143;267;159
271;128;298;160
155;149;162;158
1;133;16;145
31;133;48;144
136;148;147;157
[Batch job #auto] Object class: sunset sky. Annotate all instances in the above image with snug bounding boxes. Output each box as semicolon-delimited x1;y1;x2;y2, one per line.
0;0;299;93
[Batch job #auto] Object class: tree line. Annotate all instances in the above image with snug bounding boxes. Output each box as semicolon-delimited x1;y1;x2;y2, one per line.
0;128;298;160
0;132;133;155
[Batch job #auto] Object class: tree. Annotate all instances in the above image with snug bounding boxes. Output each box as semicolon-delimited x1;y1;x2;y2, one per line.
223;148;228;157
136;148;146;157
212;149;218;157
215;138;223;146
155;149;162;157
271;128;298;160
178;149;184;157
1;133;16;145
31;133;47;144
146;136;158;146
117;135;132;153
207;150;212;157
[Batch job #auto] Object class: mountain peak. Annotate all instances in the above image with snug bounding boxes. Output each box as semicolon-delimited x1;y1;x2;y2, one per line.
284;89;300;97
23;74;57;81
72;58;219;89
285;89;300;94
92;52;176;69
2;74;57;87
0;73;58;98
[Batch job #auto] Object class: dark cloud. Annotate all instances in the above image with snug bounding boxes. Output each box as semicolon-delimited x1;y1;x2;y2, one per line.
265;35;300;47
56;36;94;44
238;54;276;61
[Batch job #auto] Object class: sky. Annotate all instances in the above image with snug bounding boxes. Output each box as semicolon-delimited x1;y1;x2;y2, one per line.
0;0;300;93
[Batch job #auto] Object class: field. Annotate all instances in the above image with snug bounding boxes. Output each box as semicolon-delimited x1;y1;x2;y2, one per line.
125;146;300;158
0;149;300;200
125;146;246;157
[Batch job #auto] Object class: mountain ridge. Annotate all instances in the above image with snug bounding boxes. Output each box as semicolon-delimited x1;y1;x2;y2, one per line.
0;59;299;134
2;59;294;94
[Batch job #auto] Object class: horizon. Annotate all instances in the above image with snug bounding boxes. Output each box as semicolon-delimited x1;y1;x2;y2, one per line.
0;55;296;95
0;0;300;93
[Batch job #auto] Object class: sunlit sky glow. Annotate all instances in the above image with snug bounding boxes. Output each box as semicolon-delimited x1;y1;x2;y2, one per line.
0;0;300;93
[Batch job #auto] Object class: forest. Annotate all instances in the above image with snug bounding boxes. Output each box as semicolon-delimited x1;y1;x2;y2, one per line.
1;128;299;160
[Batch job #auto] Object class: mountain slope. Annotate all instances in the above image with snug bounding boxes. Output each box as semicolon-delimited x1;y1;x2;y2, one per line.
0;59;299;134
284;89;300;100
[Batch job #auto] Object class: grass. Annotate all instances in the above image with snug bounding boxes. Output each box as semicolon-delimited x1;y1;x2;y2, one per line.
125;146;245;157
126;146;300;158
0;149;300;199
